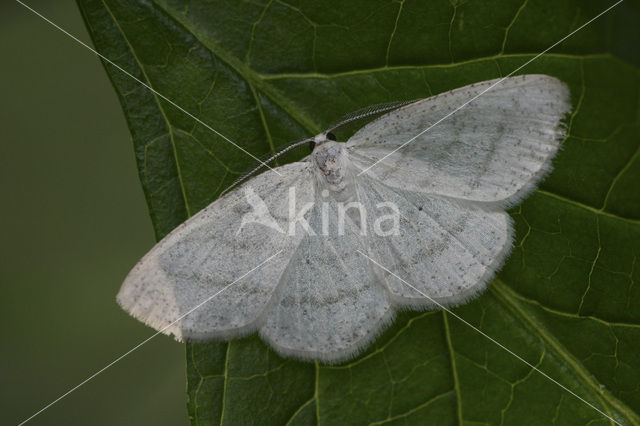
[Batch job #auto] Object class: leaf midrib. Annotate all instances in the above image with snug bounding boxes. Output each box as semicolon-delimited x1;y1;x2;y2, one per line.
443;311;464;424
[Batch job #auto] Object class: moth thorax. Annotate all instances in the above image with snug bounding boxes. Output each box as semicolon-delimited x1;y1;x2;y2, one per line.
312;142;352;196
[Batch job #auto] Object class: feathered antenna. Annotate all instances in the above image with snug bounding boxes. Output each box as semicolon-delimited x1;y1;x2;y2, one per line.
325;100;418;133
220;137;312;197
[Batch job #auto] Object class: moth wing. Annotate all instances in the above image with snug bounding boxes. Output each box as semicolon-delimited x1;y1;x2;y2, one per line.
259;181;393;363
355;175;513;306
259;165;513;363
117;162;313;341
347;74;571;207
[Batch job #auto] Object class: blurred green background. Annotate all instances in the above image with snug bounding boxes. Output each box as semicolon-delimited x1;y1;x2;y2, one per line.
1;1;188;425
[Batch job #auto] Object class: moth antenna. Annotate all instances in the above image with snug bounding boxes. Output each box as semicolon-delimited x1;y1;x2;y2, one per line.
220;138;313;197
326;99;419;133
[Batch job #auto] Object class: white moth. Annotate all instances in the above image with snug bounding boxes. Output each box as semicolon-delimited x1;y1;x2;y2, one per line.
118;75;571;362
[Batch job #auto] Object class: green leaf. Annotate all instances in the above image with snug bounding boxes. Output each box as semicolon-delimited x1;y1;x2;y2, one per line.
77;0;640;424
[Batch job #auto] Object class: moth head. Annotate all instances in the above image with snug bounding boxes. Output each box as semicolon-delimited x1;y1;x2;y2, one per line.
310;131;337;151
